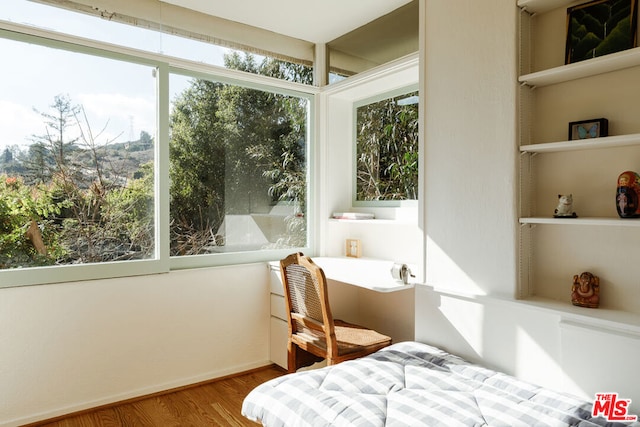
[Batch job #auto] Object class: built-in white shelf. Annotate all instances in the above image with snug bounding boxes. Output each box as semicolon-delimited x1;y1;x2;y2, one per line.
517;0;574;14
328;218;413;225
517;1;640;325
329;218;390;224
430;287;640;333
519;46;640;87
520;133;640;153
518;296;640;334
519;217;640;227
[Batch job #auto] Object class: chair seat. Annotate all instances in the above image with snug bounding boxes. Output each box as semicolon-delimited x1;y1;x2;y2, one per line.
293;319;391;356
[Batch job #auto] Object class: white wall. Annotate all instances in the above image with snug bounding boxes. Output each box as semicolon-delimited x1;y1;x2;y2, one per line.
417;0;640;414
0;264;270;427
422;0;518;298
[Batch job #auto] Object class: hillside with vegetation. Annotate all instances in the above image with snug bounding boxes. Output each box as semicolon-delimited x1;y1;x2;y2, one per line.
0;94;156;268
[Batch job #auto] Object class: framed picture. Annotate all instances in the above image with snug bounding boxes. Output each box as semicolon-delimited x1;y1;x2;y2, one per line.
568;118;609;140
565;0;638;64
346;239;361;258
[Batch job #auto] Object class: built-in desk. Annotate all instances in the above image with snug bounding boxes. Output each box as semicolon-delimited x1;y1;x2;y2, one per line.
267;257;415;369
269;256;416;292
316;257;417;292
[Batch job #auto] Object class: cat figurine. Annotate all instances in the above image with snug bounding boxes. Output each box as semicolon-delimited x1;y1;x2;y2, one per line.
553;194;577;218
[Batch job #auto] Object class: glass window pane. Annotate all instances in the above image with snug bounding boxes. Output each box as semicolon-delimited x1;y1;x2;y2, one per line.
0;38;157;269
169;66;308;256
356;90;419;202
0;0;163;53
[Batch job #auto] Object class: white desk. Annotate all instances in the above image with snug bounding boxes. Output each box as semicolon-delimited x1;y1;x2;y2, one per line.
268;256;415;293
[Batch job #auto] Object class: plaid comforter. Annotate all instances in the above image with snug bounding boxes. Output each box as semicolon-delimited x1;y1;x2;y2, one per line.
242;341;639;427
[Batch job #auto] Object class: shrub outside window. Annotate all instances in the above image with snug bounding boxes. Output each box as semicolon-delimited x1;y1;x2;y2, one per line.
355;88;419;204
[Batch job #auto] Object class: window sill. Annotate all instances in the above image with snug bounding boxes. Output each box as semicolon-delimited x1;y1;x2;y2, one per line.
328;218;415;225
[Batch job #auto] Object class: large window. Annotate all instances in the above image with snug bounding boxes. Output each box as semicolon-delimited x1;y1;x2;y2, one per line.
0;36;157;272
355;87;419;204
0;18;313;286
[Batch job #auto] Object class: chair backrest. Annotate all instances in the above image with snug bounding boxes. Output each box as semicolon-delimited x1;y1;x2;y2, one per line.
280;253;336;354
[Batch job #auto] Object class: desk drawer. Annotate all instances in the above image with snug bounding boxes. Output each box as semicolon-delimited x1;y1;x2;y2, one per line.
270;316;288;369
269;269;284;296
270;293;286;320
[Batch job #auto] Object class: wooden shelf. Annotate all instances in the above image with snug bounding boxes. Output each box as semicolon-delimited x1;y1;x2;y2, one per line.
519;216;640;227
519;47;640;87
520;133;640;153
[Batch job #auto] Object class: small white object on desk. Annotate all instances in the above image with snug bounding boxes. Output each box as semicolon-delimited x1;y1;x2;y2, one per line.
390;262;414;285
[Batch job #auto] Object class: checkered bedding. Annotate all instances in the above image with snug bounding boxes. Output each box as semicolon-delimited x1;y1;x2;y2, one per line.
242;341;639;427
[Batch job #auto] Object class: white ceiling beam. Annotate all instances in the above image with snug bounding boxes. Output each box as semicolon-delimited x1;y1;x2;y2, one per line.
32;0;315;64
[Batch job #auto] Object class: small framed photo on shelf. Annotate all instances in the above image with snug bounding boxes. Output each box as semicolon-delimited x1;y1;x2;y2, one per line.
565;0;638;65
568;118;608;140
346;239;362;258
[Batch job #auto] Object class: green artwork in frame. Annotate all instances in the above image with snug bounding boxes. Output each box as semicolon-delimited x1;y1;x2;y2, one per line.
565;0;638;64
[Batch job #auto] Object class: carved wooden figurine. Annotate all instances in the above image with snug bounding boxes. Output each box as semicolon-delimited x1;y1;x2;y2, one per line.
571;271;599;308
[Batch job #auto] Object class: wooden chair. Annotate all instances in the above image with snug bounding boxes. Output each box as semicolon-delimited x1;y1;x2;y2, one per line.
279;252;392;373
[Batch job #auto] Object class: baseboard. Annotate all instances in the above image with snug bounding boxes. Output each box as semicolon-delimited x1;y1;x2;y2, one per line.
4;360;273;427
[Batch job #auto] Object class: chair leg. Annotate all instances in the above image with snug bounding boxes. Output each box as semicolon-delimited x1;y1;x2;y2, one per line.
287;342;297;374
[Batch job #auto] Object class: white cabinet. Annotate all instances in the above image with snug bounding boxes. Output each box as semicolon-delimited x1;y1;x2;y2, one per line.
268;265;288;369
517;0;640;328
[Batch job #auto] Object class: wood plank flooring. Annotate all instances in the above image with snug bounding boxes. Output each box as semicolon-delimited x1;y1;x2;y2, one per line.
28;365;286;427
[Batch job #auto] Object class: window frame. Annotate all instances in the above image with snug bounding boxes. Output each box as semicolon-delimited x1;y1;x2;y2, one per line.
352;83;419;207
0;20;316;288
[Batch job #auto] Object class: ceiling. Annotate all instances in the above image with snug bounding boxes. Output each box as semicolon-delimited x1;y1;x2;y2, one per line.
161;0;414;44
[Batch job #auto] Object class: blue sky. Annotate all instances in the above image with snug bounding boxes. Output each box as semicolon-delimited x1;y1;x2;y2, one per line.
0;0;229;151
0;37;158;150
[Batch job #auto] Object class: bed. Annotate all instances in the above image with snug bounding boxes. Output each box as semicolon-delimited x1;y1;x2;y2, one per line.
242;341;639;427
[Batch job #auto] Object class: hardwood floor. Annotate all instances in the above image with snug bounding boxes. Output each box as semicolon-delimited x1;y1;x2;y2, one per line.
28;365;286;427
